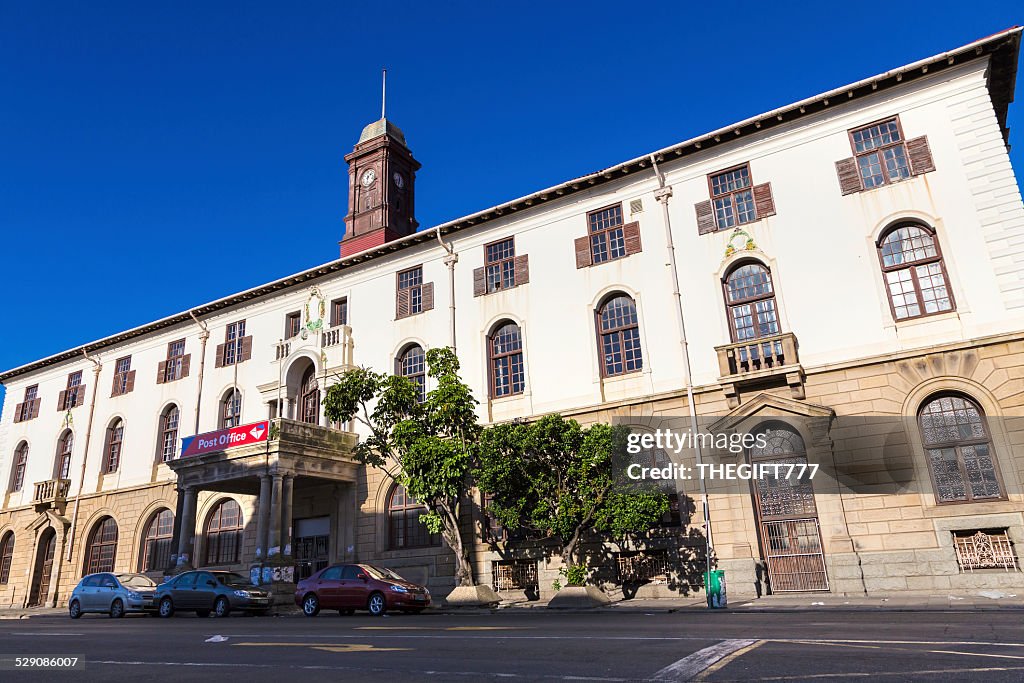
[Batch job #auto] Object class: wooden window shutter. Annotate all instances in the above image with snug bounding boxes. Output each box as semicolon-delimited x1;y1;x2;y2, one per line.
180;354;191;378
752;183;776;218
156;361;167;384
125;370;136;394
695;200;716;235
240;336;253;362
14;402;24;422
75;386;86;407
574;236;592;269
111;374;121;397
623;222;642;255
473;267;487;297
396;288;411;319
835;158;862;195
422;282;435;311
57;390;67;411
30;398;40;419
906;136;935;175
214;343;226;368
513;254;530;285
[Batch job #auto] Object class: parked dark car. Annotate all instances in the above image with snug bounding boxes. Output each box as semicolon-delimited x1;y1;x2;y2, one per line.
295;563;430;616
69;572;157;618
154;570;271;618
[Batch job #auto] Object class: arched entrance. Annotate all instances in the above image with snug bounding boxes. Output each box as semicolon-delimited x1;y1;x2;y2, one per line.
749;423;828;592
28;528;56;606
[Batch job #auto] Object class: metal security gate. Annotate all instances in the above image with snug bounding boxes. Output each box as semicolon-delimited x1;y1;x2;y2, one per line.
751;425;829;592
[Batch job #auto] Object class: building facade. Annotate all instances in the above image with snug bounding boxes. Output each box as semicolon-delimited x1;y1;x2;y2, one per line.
2;29;1024;607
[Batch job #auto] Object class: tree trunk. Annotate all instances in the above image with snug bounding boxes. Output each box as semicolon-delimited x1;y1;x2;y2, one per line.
439;501;475;588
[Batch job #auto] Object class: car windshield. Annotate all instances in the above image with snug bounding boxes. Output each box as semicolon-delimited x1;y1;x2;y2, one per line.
214;572;250;587
362;565;406;582
118;574;157;588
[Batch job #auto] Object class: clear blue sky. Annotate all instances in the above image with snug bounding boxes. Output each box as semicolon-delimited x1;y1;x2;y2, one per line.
1;2;1021;402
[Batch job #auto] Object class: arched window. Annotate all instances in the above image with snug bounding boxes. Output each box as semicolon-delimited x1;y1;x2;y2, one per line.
204;499;242;565
158;404;180;463
221;389;241;429
83;517;118;574
0;532;13;584
877;224;954;320
596;294;643;377
103;419;124;474
10;442;28;491
55;431;73;480
723;262;779;342
299;366;319;425
387;484;439;550
397;345;426;403
919;394;1003;503
489;322;525;398
139;509;174;572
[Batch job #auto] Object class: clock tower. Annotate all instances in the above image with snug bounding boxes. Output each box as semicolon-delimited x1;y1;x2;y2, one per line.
340;117;421;258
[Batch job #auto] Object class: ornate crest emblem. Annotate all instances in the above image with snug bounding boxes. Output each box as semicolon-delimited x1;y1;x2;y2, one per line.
304;286;327;333
724;227;758;258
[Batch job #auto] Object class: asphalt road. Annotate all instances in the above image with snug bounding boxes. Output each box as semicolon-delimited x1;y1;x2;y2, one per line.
2;608;1023;681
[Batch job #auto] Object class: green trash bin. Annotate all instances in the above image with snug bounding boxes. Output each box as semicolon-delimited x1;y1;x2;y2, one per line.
704;569;727;609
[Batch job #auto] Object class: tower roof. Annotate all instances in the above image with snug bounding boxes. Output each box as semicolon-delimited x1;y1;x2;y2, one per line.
357;118;407;146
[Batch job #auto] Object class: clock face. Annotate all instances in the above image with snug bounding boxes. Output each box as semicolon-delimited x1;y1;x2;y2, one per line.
392;172;405;190
361;168;377;187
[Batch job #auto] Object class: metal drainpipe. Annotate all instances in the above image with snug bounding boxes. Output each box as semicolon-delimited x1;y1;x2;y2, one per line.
649;154;716;600
65;349;102;562
188;310;209;433
435;229;458;352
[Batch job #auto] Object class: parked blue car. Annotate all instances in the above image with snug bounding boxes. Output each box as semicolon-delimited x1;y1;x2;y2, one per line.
69;572;157;618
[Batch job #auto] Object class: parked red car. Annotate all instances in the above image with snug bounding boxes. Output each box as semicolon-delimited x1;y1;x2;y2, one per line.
295;564;430;616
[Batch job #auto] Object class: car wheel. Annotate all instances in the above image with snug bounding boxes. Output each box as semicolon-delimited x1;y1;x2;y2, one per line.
302;593;320;617
367;592;387;617
196;609;211;618
110;599;125;619
69;600;82;619
158;597;175;618
214;597;231;618
338;609;354;616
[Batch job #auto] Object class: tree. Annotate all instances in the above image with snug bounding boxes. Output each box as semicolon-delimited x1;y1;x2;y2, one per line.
475;414;668;584
323;347;481;587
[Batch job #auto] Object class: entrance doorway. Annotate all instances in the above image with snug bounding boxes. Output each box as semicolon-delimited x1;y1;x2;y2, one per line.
28;529;56;606
750;424;828;592
294;516;330;581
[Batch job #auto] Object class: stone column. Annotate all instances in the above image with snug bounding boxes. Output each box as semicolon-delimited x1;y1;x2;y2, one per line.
255;474;272;560
280;474;294;557
338;483;357;562
267;474;283;557
176;486;198;569
166;485;187;573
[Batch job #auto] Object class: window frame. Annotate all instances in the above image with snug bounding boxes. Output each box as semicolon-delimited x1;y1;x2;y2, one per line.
285;311;302;339
55;430;74;480
104;419;124;474
918;393;1006;505
387;484;440;550
587;203;627;265
722;260;781;343
330;297;348;327
139;509;174;572
221;389;242;429
0;531;13;584
876;223;956;322
164;339;186;383
397;266;424;316
16;385;40;422
848;116;912;189
113;356;132;396
158;404;180;463
707;163;758;230
488;322;525;398
397;344;426;404
62;371;83;410
595;294;644;378
223;320;246;365
484;237;516;293
204;499;243;566
10;442;28;491
83;516;118;575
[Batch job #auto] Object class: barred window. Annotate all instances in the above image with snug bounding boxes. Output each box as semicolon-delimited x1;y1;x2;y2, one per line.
919;394;1004;504
387;484;440;550
724;262;780;342
851;118;911;189
710;165;756;229
597;294;643;377
398;345;426;403
104;418;124;474
878;224;954;321
10;442;28;491
159;404;180;463
204;499;242;565
485;238;516;292
83;517;118;575
139;509;174;572
588;204;626;264
489;322;525;397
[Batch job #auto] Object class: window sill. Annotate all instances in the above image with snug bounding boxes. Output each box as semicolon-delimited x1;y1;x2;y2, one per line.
892;310;960;329
844;171;932;197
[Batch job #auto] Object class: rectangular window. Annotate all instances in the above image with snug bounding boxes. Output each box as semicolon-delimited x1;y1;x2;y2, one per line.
485;238;516;293
398;266;424;315
223;320;246;365
710;164;756;229
165;339;185;382
286;312;302;339
112;356;134;396
850;118;911;189
62;371;83;410
15;385;40;422
588;204;626;264
330;298;348;327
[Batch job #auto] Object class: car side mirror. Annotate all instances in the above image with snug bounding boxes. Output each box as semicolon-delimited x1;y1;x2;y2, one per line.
356;573;368;582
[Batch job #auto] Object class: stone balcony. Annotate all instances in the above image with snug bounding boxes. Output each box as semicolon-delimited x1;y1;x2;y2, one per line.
33;478;71;511
715;332;805;409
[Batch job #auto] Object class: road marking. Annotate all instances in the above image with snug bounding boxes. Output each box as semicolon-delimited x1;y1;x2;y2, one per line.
232;642;411;653
695;640;764;681
354;626;523;631
928;649;1024;661
650;639;758;681
10;632;84;636
750;665;1024;680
